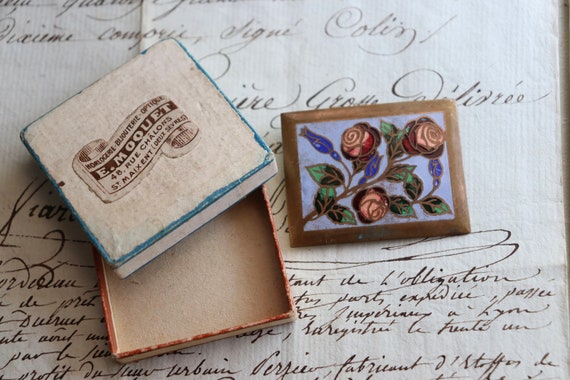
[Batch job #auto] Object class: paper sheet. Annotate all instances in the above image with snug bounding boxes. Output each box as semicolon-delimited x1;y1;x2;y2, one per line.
0;1;568;378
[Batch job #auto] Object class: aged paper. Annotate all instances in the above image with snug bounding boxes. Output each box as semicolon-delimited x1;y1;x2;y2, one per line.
0;1;568;379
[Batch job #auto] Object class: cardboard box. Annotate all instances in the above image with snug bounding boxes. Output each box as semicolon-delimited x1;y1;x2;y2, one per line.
21;39;276;277
95;186;296;362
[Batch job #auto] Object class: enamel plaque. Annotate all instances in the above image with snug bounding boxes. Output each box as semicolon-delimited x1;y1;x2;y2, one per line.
281;100;470;247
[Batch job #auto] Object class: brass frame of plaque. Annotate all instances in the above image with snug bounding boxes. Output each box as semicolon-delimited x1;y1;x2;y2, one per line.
281;100;470;247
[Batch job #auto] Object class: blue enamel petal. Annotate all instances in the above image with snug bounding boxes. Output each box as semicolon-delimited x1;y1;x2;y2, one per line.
364;153;381;179
299;126;334;154
429;159;443;178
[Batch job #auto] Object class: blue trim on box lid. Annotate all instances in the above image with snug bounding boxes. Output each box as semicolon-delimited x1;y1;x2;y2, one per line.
20;38;276;270
19;132;110;258
167;38;274;163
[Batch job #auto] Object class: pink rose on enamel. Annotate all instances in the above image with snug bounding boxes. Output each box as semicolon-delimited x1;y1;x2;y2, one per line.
352;187;390;224
402;117;445;158
340;122;381;161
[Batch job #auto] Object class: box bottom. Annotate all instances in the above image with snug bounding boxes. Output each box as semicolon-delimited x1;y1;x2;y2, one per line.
96;187;295;362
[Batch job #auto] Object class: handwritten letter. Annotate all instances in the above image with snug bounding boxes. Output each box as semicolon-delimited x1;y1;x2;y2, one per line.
0;1;568;378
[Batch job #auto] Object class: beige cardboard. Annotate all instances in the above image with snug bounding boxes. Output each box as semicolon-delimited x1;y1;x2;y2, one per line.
96;187;296;362
21;39;276;277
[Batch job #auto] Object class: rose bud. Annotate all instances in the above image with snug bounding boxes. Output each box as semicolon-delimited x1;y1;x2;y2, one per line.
402;117;445;158
352;187;390;224
341;122;381;161
299;126;334;154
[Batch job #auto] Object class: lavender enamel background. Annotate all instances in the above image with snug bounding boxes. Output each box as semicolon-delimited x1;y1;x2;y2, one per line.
296;111;456;232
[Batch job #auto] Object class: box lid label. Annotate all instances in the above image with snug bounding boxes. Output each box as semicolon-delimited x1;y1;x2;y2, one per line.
72;95;200;202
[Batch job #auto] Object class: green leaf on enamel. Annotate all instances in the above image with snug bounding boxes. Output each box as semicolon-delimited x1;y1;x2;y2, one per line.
386;165;416;182
404;173;424;201
387;130;406;159
421;196;452;215
351;159;367;174
306;164;345;187
326;205;357;225
381;121;398;138
389;196;416;217
314;187;336;215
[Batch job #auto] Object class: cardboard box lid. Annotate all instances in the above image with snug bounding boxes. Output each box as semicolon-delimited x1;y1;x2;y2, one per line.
21;39;277;277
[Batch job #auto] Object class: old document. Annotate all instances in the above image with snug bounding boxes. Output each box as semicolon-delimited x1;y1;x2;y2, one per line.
0;1;568;379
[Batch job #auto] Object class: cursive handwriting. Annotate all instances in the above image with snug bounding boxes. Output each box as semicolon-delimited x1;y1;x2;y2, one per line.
305;77;381;110
56;0;142;20
0;0;54;16
1;179;84;248
392;68;551;105
283;229;556;343
324;7;456;56
0;16;74;44
151;0;241;22
219;18;302;54
248;349;557;380
97;25;202;50
231;82;301;112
